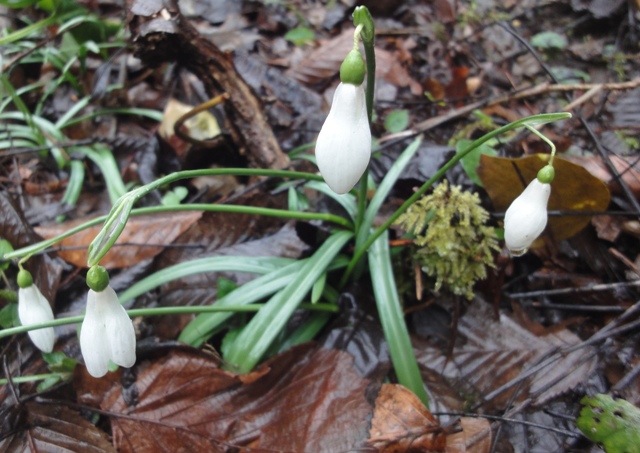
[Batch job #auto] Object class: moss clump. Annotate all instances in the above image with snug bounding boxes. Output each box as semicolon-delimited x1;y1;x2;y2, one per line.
395;180;499;299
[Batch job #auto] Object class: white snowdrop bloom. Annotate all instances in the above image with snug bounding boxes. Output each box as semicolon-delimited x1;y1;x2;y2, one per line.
18;283;55;353
315;82;371;194
80;286;136;378
504;178;551;256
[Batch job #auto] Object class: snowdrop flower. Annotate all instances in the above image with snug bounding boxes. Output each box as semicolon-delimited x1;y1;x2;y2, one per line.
316;47;371;194
504;166;554;256
17;269;55;353
80;265;136;378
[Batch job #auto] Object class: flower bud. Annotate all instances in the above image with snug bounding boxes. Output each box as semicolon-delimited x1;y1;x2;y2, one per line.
503;178;551;256
17;270;55;353
315;82;371;194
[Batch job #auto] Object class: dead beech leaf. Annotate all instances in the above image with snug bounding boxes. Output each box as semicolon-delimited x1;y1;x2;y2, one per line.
477;154;610;245
564;154;640;197
286;29;421;94
415;300;597;409
0;402;116;453
83;345;374;453
34;211;202;269
285;29;353;85
445;417;491;453
368;383;447;452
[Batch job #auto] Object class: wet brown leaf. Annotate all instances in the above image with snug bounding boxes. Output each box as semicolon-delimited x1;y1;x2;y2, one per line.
415;300;597;409
0;402;115;453
564;154;640;198
477;154;610;246
80;345;374;453
0;193;63;303
445;417;491;453
34;211;202;269
368;383;447;452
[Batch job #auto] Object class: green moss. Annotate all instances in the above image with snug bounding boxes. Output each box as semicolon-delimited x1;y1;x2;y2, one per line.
395;180;499;299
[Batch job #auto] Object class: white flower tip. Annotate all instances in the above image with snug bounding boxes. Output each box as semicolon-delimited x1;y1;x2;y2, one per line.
504;179;551;255
316;83;371;194
18;285;55;353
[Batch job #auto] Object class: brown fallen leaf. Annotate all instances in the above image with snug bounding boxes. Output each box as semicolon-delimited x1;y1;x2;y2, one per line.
34;211;202;269
368;383;447;452
415;300;597;409
285;29;422;95
477;154;610;247
445;417;491;453
563;154;640;198
78;345;375;453
0;402;116;453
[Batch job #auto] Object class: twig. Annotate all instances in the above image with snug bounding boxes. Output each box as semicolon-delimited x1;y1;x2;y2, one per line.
379;77;640;144
433;412;580;438
611;360;640;393
508;280;640;299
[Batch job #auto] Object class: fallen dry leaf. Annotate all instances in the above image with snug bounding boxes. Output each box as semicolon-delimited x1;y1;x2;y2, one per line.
0;402;116;453
415;300;597;409
564;154;640;198
368;383;447;452
445;417;491;453
34;211;202;269
79;345;375;453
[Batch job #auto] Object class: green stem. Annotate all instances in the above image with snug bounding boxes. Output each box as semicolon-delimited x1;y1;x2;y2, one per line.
0;303;339;340
353;5;376;252
341;112;572;283
3;168;336;262
0;373;66;386
525;124;557;166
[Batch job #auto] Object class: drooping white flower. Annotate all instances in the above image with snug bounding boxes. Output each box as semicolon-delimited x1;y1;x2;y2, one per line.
18;282;55;353
504;178;551;255
80;285;136;378
315;82;371;194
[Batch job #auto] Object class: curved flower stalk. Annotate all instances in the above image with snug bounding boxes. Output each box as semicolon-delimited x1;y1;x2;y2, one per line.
80;265;136;378
504;165;554;255
17;269;55;352
315;26;371;195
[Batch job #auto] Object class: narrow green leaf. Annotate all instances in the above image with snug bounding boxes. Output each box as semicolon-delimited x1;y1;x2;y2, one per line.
368;230;429;406
224;231;352;372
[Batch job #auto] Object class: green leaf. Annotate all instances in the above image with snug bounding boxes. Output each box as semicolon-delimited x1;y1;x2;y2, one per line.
284;27;315;46
530;31;568;50
161;186;188;206
223;231;352;373
368;231;428;406
216;276;238;299
0;239;14;271
0;303;18;329
577;394;640;453
384;109;410;133
455;139;497;187
551;66;590;84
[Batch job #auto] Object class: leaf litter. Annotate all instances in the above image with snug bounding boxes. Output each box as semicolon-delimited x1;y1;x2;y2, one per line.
1;0;640;452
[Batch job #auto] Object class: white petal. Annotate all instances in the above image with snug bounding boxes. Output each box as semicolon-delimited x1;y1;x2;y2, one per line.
80;289;111;378
18;285;55;353
100;286;136;368
315;83;371;194
504;179;551;254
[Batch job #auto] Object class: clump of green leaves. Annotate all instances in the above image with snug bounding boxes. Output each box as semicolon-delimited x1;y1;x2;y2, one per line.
576;394;640;453
395;180;498;299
